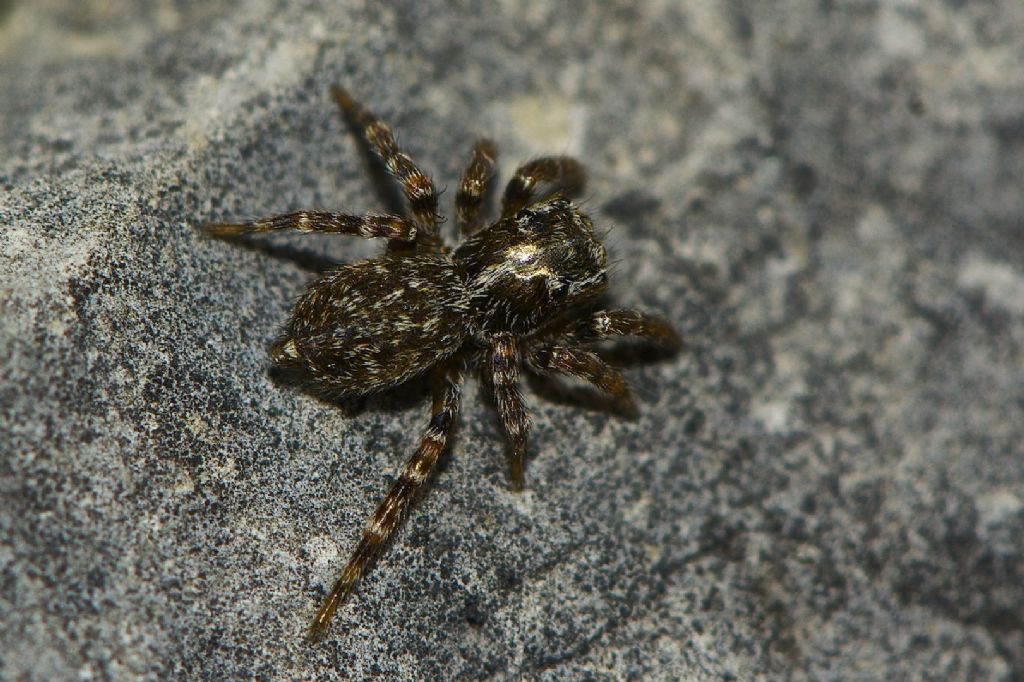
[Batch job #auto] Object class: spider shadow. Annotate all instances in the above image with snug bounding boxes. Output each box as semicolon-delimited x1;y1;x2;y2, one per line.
208;234;340;274
268;364;435;421
268;364;461;487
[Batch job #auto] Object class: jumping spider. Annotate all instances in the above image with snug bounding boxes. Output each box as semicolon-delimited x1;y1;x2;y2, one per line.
202;86;680;640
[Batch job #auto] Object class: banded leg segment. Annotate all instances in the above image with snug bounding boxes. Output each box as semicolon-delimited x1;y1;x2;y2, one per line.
456;139;498;237
564;309;681;350
527;345;636;415
201;211;417;241
501;156;586;218
308;365;463;641
331;86;441;242
488;333;530;490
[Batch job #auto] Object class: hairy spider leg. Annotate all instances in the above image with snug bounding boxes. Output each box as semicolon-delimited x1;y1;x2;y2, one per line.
501;156;586;219
455;139;498;238
331;85;442;245
526;344;637;416
200;211;417;241
488;333;530;490
563;309;682;350
308;364;463;641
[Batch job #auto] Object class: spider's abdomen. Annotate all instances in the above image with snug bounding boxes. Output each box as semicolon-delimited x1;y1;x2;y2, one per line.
272;255;473;396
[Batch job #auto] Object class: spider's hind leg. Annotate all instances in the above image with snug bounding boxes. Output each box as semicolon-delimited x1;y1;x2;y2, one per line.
456;138;498;238
308;363;463;641
331;85;442;246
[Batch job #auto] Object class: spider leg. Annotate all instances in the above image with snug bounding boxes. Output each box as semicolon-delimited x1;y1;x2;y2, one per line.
501;156;586;219
200;211;416;241
488;333;530;490
563;309;681;350
308;363;462;641
526;344;636;416
331;85;442;246
455;138;498;238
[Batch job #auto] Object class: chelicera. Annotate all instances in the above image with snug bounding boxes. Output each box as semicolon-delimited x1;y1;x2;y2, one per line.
202;86;680;640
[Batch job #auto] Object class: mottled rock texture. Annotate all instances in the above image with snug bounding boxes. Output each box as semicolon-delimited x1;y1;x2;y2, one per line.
2;1;1022;680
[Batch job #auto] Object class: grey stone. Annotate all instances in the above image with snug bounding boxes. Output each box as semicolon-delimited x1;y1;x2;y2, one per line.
2;1;1022;680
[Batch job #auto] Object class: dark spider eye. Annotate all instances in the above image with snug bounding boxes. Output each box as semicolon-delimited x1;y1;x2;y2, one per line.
550;280;571;298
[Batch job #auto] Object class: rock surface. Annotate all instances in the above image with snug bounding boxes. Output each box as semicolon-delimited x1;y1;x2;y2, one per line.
2;1;1022;679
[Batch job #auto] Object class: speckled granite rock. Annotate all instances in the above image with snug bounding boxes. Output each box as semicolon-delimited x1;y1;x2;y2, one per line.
2;1;1022;680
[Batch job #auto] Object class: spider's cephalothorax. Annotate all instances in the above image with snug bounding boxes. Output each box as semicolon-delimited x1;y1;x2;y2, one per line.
202;87;680;641
457;198;609;335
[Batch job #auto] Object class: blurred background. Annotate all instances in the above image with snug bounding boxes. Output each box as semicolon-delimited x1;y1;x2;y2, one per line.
2;1;1022;679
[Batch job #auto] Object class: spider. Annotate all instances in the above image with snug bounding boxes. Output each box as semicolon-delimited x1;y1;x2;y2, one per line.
201;86;680;641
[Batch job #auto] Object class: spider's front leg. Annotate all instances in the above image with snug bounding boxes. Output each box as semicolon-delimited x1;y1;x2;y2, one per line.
308;363;463;641
501;156;586;218
525;309;680;415
526;344;637;416
488;333;530;490
564;309;682;350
